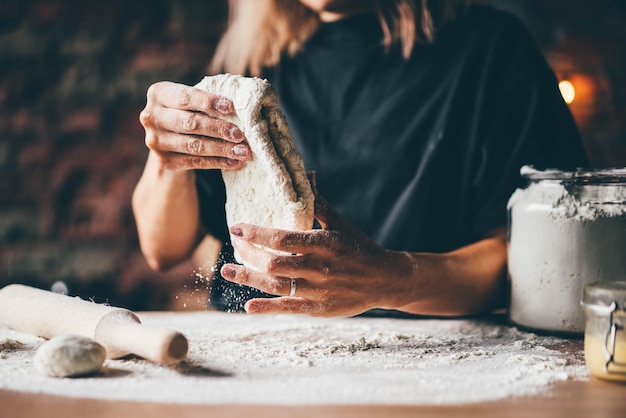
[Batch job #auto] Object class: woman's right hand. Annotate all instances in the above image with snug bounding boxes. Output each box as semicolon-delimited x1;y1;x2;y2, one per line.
133;81;250;270
139;81;251;172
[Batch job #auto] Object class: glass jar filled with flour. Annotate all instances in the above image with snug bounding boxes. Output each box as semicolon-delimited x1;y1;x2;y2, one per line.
507;165;626;335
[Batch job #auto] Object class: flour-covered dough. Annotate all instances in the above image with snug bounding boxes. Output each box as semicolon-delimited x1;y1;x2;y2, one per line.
34;334;106;377
194;74;314;257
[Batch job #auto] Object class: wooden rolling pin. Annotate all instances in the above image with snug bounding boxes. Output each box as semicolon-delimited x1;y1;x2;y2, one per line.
0;284;188;365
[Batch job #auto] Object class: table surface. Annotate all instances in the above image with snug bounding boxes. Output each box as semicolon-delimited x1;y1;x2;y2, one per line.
1;312;626;418
2;377;625;418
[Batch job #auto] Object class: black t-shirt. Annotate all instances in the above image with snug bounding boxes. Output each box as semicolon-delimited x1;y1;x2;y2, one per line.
196;5;589;311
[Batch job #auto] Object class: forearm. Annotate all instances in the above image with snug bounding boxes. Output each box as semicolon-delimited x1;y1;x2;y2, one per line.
132;152;204;270
390;230;508;316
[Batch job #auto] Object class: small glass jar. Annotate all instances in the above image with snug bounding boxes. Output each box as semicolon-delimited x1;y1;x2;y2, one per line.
581;281;626;382
507;166;626;334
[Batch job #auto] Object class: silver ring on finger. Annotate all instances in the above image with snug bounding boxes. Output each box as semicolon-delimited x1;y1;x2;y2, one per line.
289;279;297;297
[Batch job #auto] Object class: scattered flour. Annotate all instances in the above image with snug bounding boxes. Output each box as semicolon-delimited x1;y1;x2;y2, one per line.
0;312;588;405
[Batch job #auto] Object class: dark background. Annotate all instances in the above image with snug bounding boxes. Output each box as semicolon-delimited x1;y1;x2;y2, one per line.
1;0;625;311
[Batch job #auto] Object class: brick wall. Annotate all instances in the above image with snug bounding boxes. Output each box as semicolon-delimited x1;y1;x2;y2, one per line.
1;0;624;311
0;0;227;310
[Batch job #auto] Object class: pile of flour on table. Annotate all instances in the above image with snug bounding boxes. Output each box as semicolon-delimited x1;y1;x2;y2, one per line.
0;312;588;405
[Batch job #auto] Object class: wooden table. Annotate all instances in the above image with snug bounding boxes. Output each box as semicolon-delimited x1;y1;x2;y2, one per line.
1;377;625;418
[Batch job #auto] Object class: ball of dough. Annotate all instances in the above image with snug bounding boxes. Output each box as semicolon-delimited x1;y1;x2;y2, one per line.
34;334;106;378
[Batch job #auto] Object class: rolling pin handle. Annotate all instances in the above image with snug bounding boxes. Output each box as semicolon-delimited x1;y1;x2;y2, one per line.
95;310;188;365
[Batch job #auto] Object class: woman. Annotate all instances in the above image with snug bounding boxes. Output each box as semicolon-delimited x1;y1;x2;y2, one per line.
133;0;588;317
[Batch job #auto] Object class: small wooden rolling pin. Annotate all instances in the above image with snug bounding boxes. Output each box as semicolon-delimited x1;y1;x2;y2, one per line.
0;284;188;365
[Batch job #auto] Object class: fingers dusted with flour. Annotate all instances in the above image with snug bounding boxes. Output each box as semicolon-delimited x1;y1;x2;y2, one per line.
245;297;327;316
139;81;251;173
146;81;235;117
223;218;414;318
221;265;318;299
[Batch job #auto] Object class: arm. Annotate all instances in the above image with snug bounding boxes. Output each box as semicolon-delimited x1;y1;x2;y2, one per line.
220;191;507;318
394;227;507;316
132;81;251;271
132;152;203;271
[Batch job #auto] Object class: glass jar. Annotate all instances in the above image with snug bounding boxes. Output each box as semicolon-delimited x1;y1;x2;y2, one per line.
507;166;626;334
581;281;626;382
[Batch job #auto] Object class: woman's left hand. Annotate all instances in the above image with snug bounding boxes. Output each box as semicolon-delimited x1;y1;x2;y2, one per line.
220;194;413;317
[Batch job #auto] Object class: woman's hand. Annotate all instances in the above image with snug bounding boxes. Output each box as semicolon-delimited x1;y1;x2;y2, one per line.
133;81;251;270
220;193;415;317
139;81;251;172
220;190;508;318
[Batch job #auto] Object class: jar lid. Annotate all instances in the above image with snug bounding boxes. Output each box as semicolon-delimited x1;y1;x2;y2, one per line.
583;281;626;309
521;165;626;184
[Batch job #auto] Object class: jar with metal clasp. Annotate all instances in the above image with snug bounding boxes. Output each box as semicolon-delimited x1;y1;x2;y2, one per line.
581;281;626;382
507;165;626;335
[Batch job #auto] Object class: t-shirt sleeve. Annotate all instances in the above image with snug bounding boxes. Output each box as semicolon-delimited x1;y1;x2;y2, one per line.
469;11;589;237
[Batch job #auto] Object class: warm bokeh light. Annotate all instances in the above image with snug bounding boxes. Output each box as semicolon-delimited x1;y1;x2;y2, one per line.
559;80;576;104
554;73;598;126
